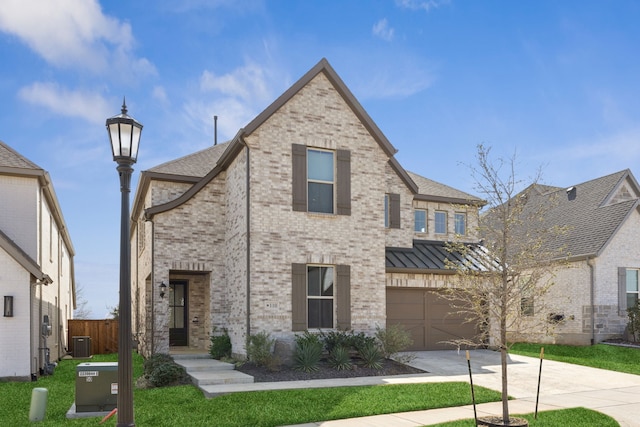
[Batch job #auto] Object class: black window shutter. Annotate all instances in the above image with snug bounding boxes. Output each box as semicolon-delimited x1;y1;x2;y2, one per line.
619;267;627;315
336;149;351;216
389;193;401;229
336;265;351;330
292;144;307;212
292;263;307;331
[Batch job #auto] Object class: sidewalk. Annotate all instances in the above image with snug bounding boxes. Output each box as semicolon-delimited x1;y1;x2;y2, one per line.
283;350;640;427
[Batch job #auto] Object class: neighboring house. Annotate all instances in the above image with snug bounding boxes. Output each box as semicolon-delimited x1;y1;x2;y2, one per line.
495;170;640;345
130;58;485;358
0;141;76;380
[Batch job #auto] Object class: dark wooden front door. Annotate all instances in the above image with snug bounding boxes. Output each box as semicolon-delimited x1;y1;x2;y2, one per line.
169;280;188;346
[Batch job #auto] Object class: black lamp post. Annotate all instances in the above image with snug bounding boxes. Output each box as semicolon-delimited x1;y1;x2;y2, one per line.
106;99;142;427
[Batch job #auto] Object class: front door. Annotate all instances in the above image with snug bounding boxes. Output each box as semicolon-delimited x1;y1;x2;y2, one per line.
169;280;188;346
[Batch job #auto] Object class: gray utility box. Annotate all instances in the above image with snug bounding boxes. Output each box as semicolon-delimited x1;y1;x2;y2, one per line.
73;336;91;358
75;362;118;412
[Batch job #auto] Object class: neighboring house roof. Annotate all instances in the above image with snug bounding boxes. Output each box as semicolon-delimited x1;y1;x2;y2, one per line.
0;141;42;170
386;240;493;273
408;172;485;206
487;169;640;260
0;227;52;284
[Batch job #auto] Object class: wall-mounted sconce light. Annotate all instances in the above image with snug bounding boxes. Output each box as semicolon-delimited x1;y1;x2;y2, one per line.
192;316;199;323
159;282;167;298
4;296;14;317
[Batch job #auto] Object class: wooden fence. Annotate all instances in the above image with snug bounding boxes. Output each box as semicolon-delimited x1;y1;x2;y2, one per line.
68;319;119;355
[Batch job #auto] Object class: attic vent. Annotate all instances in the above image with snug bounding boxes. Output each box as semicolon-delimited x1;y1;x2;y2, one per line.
566;186;576;201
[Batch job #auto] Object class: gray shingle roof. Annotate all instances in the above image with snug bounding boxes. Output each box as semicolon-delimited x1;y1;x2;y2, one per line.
486;169;639;259
408;171;483;203
0;140;42;170
148;141;230;177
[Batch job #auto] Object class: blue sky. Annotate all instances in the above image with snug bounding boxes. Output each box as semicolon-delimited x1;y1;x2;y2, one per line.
1;1;640;317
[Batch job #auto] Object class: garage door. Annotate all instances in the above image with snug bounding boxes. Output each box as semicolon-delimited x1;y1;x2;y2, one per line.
386;288;479;351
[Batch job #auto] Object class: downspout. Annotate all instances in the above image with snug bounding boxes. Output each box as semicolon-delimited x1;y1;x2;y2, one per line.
588;257;596;345
245;144;251;342
149;217;155;354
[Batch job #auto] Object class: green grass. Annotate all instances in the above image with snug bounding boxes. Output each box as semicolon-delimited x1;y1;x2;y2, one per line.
510;343;640;375
0;354;501;427
424;407;619;426
4;344;634;426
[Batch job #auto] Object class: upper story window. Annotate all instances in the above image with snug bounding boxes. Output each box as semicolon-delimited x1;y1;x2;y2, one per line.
292;144;351;216
435;211;447;234
414;209;426;233
454;213;467;235
307;149;334;214
384;195;389;228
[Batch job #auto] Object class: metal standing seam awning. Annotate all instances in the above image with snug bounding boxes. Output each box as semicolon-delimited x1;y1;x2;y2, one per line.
386;239;494;273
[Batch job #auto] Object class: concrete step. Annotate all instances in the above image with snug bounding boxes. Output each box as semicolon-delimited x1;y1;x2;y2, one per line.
189;370;254;387
175;358;235;372
171;352;211;360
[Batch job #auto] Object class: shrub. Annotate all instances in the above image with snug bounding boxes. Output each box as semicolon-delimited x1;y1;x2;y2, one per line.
376;324;413;359
246;331;279;370
143;353;190;387
358;341;383;370
149;362;189;387
328;345;352;371
143;353;174;375
321;330;353;353
293;333;323;372
628;301;640;342
209;327;232;359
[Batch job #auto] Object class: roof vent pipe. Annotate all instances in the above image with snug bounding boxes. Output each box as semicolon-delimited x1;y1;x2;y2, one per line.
567;186;576;201
214;115;218;146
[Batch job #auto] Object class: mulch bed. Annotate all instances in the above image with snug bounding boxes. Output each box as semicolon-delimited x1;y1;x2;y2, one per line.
235;359;426;382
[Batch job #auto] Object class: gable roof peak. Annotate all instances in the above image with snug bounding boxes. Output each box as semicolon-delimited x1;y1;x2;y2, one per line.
0;140;43;171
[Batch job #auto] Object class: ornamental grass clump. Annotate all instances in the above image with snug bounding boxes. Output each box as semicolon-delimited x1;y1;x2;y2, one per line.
293;332;323;372
328;345;353;371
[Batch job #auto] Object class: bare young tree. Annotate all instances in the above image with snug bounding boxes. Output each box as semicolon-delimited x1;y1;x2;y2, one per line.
73;283;93;319
445;144;568;425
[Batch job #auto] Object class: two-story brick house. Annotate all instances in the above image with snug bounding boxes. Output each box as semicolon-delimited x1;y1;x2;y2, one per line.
130;59;484;357
0;141;76;380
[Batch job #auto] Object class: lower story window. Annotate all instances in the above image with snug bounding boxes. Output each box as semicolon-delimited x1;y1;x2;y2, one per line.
627;269;639;309
308;265;334;328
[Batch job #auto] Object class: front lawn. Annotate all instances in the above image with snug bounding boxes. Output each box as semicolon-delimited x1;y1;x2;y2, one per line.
510;343;640;375
0;354;501;427
3;344;634;426
425;407;619;426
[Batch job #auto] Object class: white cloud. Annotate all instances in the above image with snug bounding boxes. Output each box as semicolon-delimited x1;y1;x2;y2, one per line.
373;19;395;42
199;61;272;102
18;82;111;124
152;86;170;107
396;0;448;12
354;58;436;98
0;0;155;78
181;60;285;145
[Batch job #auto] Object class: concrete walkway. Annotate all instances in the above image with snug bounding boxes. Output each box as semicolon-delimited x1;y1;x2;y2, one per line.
283;349;640;427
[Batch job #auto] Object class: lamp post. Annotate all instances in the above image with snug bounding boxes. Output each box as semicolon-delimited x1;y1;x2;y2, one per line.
106;99;142;427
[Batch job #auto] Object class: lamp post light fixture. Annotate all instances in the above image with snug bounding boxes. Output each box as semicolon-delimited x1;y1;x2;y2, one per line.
106;99;142;427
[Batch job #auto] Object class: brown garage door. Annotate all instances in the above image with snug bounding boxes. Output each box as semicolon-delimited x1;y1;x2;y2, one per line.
386;288;479;351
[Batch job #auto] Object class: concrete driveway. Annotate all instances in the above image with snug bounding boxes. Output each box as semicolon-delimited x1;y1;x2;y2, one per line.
406;349;640;426
291;349;640;427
